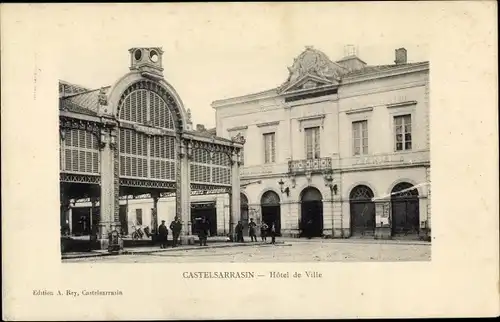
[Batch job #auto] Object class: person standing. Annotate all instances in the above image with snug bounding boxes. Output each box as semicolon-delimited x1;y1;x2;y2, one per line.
235;221;244;243
270;222;277;245
197;217;209;246
170;217;182;247
248;218;257;242
260;221;269;242
158;220;168;249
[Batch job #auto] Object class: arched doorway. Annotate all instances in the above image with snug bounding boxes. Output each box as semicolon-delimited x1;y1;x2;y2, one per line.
260;191;281;236
349;185;375;237
240;193;249;236
300;187;323;238
391;182;420;236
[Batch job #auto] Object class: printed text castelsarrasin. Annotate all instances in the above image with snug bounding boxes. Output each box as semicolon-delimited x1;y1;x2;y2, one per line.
182;271;255;279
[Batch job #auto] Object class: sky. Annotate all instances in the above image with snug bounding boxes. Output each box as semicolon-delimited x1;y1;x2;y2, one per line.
49;3;430;128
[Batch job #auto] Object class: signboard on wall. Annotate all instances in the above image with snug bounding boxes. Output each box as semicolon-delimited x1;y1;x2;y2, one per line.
375;202;391;228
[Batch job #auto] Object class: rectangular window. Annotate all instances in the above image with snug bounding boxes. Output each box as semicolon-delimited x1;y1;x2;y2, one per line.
304;127;321;159
352;121;368;156
135;208;143;225
263;132;276;163
394;115;412;151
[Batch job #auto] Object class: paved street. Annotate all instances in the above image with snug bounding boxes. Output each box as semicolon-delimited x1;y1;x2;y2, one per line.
63;240;431;263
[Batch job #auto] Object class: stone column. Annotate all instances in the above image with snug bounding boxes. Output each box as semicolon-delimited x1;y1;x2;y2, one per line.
97;126;116;249
90;197;98;244
152;192;160;236
374;200;392;239
178;140;193;244
230;150;241;240
60;188;71;235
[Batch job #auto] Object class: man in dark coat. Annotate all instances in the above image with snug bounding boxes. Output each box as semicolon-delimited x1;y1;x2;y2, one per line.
270;222;277;244
197;217;209;246
235;221;244;243
158;220;168;249
260;221;269;242
248;218;257;242
170;217;182;247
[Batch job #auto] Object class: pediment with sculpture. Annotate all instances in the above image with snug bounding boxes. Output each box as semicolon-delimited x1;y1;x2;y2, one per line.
278;46;348;94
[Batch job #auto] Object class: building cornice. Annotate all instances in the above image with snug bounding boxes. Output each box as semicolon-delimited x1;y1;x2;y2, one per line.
256;121;280;128
212;62;429;109
345;107;374;115
386;100;418;109
211;88;279;109
226;125;249;132
342;62;429;85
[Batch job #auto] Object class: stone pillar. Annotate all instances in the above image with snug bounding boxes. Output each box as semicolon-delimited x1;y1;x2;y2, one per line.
68;208;73;235
426;166;431;238
230;150;241;240
374;200;392;239
178;140;194;244
152;192;159;234
288;202;300;237
60;189;71;235
90;197;98;244
97;126;117;249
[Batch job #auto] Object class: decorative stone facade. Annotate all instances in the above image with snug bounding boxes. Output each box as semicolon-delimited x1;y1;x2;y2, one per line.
212;46;430;240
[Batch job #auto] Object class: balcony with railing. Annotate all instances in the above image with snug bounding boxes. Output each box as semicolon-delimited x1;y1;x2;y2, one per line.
288;157;332;175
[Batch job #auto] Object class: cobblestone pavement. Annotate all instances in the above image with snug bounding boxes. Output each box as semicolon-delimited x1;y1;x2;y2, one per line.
63;240;431;263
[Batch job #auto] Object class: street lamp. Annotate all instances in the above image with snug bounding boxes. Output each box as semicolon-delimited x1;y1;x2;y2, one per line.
323;171;338;238
278;178;290;197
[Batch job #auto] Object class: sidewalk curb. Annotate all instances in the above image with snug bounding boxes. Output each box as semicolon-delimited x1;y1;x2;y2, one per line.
62;242;290;259
124;242;291;255
280;239;431;246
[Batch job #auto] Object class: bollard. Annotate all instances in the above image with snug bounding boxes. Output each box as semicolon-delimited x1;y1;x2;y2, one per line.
108;230;120;253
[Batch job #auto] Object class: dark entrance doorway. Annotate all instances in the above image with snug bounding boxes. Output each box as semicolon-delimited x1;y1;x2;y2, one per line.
349;185;375;237
191;202;217;237
240;193;250;236
391;182;420;237
72;207;91;236
300;187;323;238
260;191;281;236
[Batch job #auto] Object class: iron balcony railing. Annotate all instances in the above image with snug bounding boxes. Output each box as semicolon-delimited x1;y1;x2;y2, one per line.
288;157;332;174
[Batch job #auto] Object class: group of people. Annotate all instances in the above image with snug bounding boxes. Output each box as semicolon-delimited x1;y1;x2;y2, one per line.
157;217;182;248
235;218;277;244
157;216;279;248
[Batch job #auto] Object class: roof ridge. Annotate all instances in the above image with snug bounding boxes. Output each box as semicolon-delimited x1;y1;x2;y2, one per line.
62;86;110;99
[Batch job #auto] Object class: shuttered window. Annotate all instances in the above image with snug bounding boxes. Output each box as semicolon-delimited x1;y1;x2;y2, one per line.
305;127;320;159
118;89;177;180
61;129;100;174
190;149;231;185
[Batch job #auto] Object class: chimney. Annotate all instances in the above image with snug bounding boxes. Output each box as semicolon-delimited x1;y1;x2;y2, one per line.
344;44;357;57
395;48;407;65
196;124;206;132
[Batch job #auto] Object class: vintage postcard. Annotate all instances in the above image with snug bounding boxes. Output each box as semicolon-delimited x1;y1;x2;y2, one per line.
1;2;498;320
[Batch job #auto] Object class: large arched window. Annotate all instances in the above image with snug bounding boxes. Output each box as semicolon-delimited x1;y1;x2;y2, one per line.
118;82;177;181
119;89;174;128
391;182;419;198
349;185;374;201
261;191;280;206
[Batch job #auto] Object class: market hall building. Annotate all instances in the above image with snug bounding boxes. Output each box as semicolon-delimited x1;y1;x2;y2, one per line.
212;46;430;240
59;47;244;249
